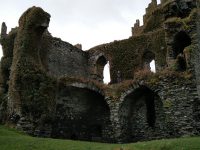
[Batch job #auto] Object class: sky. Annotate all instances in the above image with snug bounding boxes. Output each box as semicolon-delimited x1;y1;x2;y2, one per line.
0;0;159;83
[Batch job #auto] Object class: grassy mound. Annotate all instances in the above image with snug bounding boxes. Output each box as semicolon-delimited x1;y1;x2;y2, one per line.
0;125;200;150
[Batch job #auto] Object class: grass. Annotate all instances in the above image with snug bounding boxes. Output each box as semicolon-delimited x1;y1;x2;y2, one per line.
0;125;200;150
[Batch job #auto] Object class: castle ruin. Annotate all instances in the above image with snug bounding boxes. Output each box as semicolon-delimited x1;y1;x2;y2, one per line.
0;0;200;143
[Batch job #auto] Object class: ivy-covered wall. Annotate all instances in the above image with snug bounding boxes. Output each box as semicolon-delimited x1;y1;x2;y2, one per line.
88;29;167;83
6;7;57;131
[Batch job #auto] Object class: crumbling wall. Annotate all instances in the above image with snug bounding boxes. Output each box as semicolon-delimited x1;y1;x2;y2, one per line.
0;26;17;122
103;71;200;143
88;29;167;83
7;7;57;134
40;34;89;78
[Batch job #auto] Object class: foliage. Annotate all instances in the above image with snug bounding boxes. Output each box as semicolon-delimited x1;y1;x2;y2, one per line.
134;68;154;80
0;94;8;123
6;6;54;125
164;9;197;31
89;30;167;83
0;28;17;95
20;71;56;120
0;27;17;57
143;8;164;33
163;99;173;108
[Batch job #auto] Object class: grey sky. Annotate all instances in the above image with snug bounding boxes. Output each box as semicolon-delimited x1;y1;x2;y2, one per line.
0;0;158;54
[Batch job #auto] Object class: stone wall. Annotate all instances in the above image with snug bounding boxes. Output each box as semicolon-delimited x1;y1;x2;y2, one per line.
195;1;200;98
53;82;112;142
104;74;200;143
88;30;167;83
43;36;89;79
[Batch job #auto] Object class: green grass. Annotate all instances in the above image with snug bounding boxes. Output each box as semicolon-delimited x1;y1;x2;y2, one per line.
0;125;200;150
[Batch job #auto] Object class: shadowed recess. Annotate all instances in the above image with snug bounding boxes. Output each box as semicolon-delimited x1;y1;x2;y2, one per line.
119;86;160;142
52;86;111;142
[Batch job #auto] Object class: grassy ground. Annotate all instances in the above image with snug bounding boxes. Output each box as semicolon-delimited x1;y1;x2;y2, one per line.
0;125;200;150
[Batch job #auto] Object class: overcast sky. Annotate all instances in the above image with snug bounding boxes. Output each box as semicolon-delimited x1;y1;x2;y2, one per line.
0;0;161;51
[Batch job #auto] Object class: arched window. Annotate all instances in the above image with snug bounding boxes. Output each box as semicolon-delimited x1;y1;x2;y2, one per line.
142;51;156;72
150;60;156;73
103;61;111;84
95;55;108;83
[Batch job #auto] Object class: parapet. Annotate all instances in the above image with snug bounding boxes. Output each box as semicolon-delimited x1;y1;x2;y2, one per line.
143;0;158;24
131;19;143;36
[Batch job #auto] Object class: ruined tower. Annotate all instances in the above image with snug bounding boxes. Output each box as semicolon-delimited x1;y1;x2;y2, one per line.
0;22;7;39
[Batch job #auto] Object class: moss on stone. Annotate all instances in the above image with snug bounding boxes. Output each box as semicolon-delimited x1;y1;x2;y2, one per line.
21;72;56;119
0;28;18;96
163;99;173;108
143;8;164;32
7;6;54;124
89;29;167;83
164;9;197;31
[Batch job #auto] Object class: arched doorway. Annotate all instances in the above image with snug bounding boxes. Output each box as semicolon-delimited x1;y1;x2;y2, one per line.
119;86;164;142
52;85;111;142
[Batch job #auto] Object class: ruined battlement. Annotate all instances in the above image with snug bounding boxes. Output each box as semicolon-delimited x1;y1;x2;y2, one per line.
143;0;158;24
131;19;144;36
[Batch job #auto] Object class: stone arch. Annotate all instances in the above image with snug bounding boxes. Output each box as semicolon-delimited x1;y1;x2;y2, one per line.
95;55;108;82
52;83;111;142
119;85;164;142
172;31;191;71
142;51;156;71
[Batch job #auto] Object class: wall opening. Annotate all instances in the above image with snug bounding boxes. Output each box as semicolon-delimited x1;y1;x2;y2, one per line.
103;61;111;84
150;60;156;73
119;86;162;142
143;51;155;72
172;31;191;71
52;86;111;142
96;56;107;82
173;31;191;59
